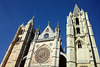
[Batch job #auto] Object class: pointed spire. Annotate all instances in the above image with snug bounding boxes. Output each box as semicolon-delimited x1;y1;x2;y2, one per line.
55;22;60;32
80;9;84;15
31;16;34;25
81;9;84;12
34;26;40;40
27;16;34;24
69;11;72;16
32;16;34;20
20;23;24;27
57;22;59;28
73;4;80;15
36;26;40;32
69;16;73;24
85;12;89;20
48;21;50;25
35;26;40;36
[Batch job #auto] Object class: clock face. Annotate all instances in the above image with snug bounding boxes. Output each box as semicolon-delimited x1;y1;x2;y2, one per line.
44;34;49;38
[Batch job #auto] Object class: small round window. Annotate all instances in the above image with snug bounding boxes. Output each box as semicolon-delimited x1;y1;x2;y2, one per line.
44;34;49;38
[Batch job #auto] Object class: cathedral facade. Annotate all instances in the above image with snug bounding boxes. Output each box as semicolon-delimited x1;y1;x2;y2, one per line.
1;4;100;67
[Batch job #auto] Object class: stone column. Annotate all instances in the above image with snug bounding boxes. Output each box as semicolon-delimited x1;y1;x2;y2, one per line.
67;16;76;67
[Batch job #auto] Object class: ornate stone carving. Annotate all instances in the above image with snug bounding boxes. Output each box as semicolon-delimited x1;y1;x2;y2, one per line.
49;43;53;46
35;47;50;63
36;44;39;48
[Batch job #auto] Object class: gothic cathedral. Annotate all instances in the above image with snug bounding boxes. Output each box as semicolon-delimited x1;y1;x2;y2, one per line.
1;4;100;67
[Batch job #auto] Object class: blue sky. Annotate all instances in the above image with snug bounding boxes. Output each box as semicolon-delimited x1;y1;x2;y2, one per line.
0;0;100;64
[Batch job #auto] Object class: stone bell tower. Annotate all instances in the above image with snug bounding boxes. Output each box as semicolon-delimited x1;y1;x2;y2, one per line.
1;17;35;67
24;22;66;67
66;4;100;67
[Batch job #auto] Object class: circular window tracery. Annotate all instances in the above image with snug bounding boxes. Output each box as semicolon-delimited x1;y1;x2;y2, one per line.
44;34;49;38
35;47;50;63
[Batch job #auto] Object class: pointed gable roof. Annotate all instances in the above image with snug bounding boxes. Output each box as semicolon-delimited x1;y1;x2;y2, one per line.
38;22;54;39
73;4;80;16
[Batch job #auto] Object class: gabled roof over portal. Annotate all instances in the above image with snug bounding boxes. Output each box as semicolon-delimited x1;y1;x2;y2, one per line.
38;22;54;39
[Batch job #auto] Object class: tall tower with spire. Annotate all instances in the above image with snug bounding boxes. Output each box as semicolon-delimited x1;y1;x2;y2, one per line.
66;4;100;67
1;17;35;67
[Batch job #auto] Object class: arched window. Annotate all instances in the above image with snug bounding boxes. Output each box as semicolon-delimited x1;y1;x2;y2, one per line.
16;37;22;43
16;37;20;42
46;28;49;32
19;29;25;35
77;28;80;34
76;18;79;25
78;41;82;48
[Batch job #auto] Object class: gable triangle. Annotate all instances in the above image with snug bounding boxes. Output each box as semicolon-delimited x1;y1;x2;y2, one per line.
38;22;54;39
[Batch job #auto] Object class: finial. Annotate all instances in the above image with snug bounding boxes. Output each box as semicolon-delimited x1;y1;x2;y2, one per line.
55;22;60;33
36;25;40;32
32;16;34;19
80;9;84;14
20;23;24;27
48;21;50;25
69;11;72;16
57;22;59;27
27;16;34;25
34;12;35;17
56;22;59;29
81;9;84;12
75;3;78;6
